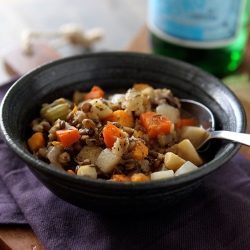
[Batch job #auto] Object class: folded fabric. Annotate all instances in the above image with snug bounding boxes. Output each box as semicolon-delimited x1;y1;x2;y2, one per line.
0;77;27;225
1;79;250;250
0;174;27;224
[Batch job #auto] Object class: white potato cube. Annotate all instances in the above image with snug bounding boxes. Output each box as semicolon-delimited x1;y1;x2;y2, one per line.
77;165;97;178
95;148;121;173
164;152;186;171
151;170;174;180
180;126;209;149
156;103;180;124
177;139;204;166
75;146;103;164
175;161;198;176
89;99;113;120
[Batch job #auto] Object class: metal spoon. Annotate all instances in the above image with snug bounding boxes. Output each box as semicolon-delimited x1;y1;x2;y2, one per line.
180;99;250;150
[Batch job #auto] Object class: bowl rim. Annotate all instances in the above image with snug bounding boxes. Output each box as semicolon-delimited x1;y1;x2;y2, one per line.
0;51;246;190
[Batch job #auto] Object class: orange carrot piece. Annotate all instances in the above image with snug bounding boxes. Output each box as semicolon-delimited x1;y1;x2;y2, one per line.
102;122;125;148
131;173;150;182
27;132;45;152
133;83;151;91
67;169;75;175
175;118;196;128
56;126;80;147
130;141;149;160
84;86;105;100
140;112;172;139
102;110;134;127
111;174;131;182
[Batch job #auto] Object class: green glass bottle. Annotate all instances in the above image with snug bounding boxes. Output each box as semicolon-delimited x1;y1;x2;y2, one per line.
148;0;250;78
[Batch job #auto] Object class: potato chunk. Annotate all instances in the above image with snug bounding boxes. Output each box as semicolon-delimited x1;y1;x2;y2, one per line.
156;103;180;124
175;161;198;176
77;165;97;178
151;170;174;180
95;148;121;173
89;99;113;120
179;126;209;149
164;152;186;171
75;146;103;164
177;139;203;166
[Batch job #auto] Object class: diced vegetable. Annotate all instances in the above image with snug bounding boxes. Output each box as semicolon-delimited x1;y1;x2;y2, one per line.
43;103;69;124
164;152;186;171
123;89;143;112
95;148;121;173
75;146;103;164
84;86;105;100
89;99;113;120
133;83;151;91
131;173;150;182
111;174;131;182
103;122;125;148
56;126;80;147
67;170;75;175
175;161;198;176
27;132;45;152
175;118;196;128
47;145;64;170
150;170;174;180
77;165;97;178
177;139;204;166
130;141;149;160
103;110;134;127
140;111;172;138
40;98;66;118
179;126;210;149
156;103;180;124
135;84;155;101
40;98;71;124
112;137;129;157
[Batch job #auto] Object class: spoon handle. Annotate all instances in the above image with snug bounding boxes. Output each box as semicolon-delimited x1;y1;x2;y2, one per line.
211;131;250;147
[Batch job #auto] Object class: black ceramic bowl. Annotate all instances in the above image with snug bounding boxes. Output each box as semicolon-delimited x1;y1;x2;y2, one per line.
0;52;247;214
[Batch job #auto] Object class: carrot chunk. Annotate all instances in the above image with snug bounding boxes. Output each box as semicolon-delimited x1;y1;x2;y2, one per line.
102;122;125;148
133;83;151;91
102;110;134;127
175;118;196;128
111;174;131;182
130;141;148;160
140;112;172;139
67;169;75;175
27;132;45;152
84;86;105;100
131;173;150;182
56;126;80;147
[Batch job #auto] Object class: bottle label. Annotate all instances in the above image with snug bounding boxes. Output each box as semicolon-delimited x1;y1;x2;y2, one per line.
148;0;246;48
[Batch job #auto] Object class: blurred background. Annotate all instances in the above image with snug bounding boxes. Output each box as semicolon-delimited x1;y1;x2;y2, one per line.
0;0;147;83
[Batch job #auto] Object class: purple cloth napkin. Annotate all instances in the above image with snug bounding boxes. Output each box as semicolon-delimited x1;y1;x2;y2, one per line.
1;79;250;250
0;176;27;224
